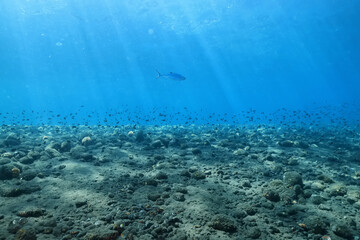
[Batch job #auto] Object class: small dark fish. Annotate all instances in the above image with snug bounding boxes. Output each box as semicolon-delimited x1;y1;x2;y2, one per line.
156;70;186;81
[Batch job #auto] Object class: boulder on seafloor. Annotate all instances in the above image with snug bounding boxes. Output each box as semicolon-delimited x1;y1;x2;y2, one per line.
332;223;354;239
3;133;21;146
283;171;303;187
247;227;261;239
21;171;38;181
294;141;309;149
19;156;34;164
173;193;185;202
70;145;87;159
192;171;206;180
0;158;11;165
209;214;237;233
263;189;280;202
75;201;87;208
60;140;71;152
278;140;294;147
135;130;146;142
151;140;163;149
192;148;202;155
303;216;329;234
45;146;61;158
81;136;93;146
17;209;45;217
327;183;347;197
0;165;13;180
27;151;41;161
1;185;41;197
14;227;37;240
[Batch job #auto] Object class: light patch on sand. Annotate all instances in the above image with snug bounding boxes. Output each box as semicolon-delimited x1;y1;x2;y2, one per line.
55;161;105;182
61;188;98;200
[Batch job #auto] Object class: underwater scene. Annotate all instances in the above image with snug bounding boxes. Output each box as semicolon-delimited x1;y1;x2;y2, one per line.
1;1;360;239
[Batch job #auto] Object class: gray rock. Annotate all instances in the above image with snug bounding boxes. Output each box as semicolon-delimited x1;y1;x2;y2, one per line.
173;193;185;202
70;145;87;159
279;140;294;147
45;147;61;158
310;195;325;205
192;148;202;155
22;171;38;181
20;156;35;164
151;140;163;149
0;158;11;165
294;141;309;149
39;219;57;227
155;172;168;180
144;179;158;186
318;204;332;211
180;170;191;178
263;190;280;202
80;153;95;162
17;209;45;217
1;186;41;197
60;140;71;152
318;174;334;184
283;171;303;187
83;231;119;240
15;228;37;240
242;180;252;188
75;201;87;208
148;193;161;201
209;214;237;232
0;165;13;180
154;154;165;161
303;189;313;198
328;184;347;197
192;171;206;180
47;142;61;151
27;151;41;160
3;133;20;146
244;205;257;216
332;223;353;239
135;131;145;142
247;227;261;239
175;188;188;194
303;216;329;234
8;218;26;234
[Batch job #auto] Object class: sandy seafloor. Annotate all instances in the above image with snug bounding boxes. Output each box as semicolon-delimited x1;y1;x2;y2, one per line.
0;124;359;240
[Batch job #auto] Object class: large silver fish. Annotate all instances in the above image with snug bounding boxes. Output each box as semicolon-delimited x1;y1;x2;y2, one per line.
156;70;186;81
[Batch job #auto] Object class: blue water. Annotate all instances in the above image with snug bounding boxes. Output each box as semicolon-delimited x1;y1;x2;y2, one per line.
0;0;359;125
